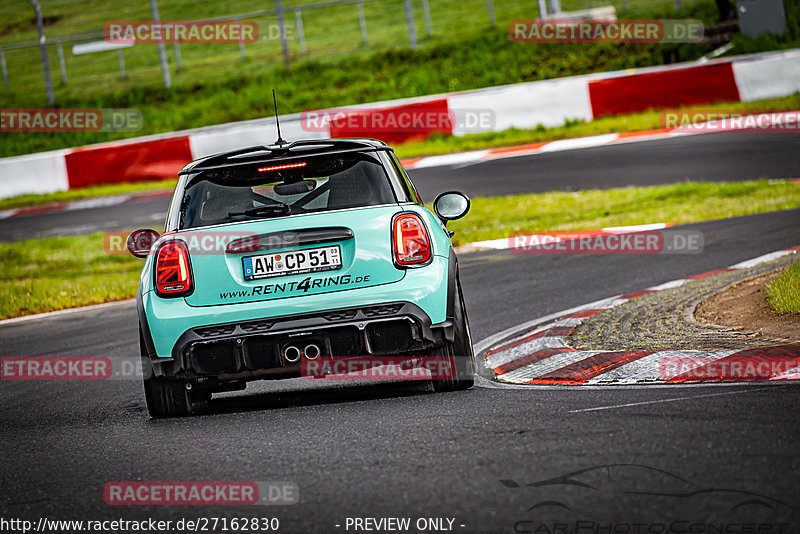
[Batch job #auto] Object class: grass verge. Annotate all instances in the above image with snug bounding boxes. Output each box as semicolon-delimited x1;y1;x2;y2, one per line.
2;93;799;210
2;179;799;319
0;233;142;320
4;0;792;159
395;94;800;158
766;262;800;314
444;179;800;246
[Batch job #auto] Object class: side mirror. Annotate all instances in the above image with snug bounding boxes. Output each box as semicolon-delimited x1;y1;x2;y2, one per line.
126;229;160;258
433;191;470;224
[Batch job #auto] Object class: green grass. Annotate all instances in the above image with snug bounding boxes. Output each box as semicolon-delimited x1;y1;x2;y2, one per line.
0;0;797;159
0;232;142;320
395;93;800;158
3;179;799;319
444;179;800;245
766;261;800;314
2;0;779;159
0;0;715;104
3;93;799;210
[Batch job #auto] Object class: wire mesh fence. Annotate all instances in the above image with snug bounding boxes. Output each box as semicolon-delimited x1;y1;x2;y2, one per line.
0;0;689;105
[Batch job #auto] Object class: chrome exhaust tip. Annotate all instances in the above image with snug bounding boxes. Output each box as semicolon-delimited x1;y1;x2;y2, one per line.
283;345;301;363
304;343;321;360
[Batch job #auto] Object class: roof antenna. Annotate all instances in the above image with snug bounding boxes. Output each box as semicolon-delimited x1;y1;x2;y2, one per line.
272;89;287;146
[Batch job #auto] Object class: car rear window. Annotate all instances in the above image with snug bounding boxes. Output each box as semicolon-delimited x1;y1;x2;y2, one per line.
179;152;396;229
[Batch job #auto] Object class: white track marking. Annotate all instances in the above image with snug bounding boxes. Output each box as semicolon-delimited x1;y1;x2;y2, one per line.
64;196;129;210
499;351;603;383
730;250;793;269
602;223;669;232
474;295;623;355
770;366;800;381
585;350;737;384
647;279;688;291
538;134;619;152
410;150;489;169
568;387;777;413
485;336;571;370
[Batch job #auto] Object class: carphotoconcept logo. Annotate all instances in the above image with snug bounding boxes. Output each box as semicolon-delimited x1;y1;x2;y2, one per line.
509;19;703;43
1;109;142;132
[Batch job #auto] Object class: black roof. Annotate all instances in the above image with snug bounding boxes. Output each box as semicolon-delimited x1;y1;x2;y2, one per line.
178;138;390;176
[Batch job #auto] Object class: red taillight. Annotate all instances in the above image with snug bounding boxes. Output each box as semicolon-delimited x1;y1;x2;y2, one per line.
392;213;432;266
154;241;193;297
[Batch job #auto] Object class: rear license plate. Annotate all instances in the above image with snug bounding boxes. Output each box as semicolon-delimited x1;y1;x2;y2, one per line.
242;245;342;280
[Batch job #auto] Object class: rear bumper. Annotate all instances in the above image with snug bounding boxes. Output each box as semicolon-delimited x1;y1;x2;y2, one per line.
146;301;452;380
138;254;455;380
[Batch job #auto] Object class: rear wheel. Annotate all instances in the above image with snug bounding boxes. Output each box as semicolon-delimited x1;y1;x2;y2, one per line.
432;275;475;392
140;328;193;418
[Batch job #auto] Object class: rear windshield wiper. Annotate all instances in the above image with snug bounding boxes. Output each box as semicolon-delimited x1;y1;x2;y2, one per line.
228;204;291;218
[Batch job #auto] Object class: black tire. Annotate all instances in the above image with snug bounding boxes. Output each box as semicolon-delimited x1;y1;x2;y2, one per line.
432;274;475;392
140;328;193;418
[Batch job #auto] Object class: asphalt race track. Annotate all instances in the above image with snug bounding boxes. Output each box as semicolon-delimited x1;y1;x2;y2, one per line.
1;130;799;243
1;132;799;530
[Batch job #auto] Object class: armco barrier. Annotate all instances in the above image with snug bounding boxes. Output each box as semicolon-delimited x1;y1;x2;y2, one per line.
588;63;741;117
64;136;193;188
1;48;798;199
328;98;452;145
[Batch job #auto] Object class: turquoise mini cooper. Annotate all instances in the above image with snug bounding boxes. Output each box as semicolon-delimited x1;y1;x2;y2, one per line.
128;139;475;417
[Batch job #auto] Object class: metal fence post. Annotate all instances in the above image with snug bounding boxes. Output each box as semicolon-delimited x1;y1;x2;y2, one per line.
275;0;291;70
56;40;67;83
118;49;127;79
357;3;368;43
295;11;307;53
487;0;496;24
0;49;9;90
238;21;247;62
28;0;54;104
422;0;433;35
149;0;171;88
403;0;417;50
173;40;183;72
